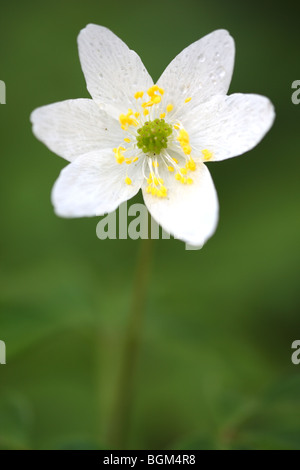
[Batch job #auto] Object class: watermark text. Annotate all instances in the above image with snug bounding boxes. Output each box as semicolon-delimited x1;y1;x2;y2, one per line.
0;340;6;364
0;80;6;104
291;340;300;365
96;201;202;250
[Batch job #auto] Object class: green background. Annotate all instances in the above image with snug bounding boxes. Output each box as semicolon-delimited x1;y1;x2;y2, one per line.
1;0;300;450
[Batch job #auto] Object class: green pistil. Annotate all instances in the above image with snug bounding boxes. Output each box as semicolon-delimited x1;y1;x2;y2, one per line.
136;118;172;154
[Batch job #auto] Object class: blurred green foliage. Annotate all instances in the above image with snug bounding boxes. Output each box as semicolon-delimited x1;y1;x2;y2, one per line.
1;0;300;450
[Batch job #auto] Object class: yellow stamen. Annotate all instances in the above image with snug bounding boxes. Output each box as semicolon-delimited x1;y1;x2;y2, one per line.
186;159;196;171
160;112;166;119
113;146;126;164
152;161;159;168
119;109;138;130
187;177;193;185
202;149;213;161
125;176;132;185
166;104;173;113
143;109;149;116
132;157;139;163
168;166;174;172
177;128;192;155
125;158;132;164
142;100;154;108
124;138;131;143
184;97;192;103
134;91;144;99
160;186;167;196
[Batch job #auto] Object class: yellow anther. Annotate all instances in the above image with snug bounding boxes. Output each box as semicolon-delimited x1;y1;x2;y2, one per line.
186;159;196;171
181;176;187;184
146;186;151;193
202;149;213;161
185;97;192;103
152;161;159;168
134;91;144;99
160;112;166;119
178;129;189;143
180;168;187;175
168;166;174;172
125;176;132;185
172;158;179;164
143;85;164;108
125;158;132;164
174;124;180;130
183;144;191;155
134;112;140;118
142;100;154;108
119;109;138;130
124;138;131;143
158;177;164;184
177;128;192;155
187;177;193;185
147;85;159;96
166;104;173;113
160;186;167;196
132;157;139;163
153;177;159;186
151;187;157;196
143;109;149;116
114;146;125;164
175;173;181;181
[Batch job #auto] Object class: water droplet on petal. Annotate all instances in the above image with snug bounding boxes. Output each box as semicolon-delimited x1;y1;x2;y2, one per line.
213;51;220;64
217;66;226;79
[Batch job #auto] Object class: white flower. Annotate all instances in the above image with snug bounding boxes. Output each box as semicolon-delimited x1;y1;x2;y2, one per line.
31;24;275;246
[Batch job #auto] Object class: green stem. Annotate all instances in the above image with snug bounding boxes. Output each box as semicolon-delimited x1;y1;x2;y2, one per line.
109;236;154;449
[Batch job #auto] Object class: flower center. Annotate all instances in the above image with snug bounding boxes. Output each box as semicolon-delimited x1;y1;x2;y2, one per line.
113;85;214;197
136;118;172;155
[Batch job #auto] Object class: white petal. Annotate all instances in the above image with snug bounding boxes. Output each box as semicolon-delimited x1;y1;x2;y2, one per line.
157;30;234;112
52;149;143;217
187;93;275;161
31;99;123;162
143;163;219;246
78;24;153;117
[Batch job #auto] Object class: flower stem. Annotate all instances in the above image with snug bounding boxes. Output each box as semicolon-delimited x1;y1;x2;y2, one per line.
109;235;154;449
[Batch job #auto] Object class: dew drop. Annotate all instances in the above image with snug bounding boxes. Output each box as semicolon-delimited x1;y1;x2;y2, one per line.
213;51;220;64
217;66;226;79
